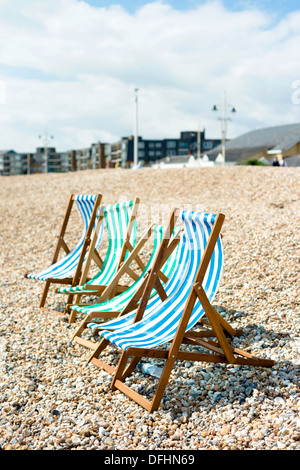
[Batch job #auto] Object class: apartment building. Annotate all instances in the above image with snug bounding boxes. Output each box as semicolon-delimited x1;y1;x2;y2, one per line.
105;130;221;167
0;130;221;175
0;150;27;176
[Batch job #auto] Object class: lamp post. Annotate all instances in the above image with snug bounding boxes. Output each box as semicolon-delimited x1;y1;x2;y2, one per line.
197;124;203;159
212;90;236;165
39;127;54;173
133;88;139;167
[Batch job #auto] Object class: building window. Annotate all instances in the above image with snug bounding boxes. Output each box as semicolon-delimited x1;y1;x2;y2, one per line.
166;140;176;148
203;141;213;149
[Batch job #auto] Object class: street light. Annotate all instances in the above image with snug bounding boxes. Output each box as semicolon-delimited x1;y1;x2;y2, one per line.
133;88;139;167
197;125;204;159
212;90;236;165
39;127;54;173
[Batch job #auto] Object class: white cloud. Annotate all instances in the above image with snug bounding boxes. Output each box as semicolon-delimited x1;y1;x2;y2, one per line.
0;0;300;152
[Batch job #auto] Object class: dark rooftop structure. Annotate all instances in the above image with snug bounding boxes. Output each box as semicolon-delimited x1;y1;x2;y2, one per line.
207;123;300;164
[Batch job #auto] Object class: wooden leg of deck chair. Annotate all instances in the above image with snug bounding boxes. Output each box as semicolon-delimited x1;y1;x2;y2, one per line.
110;351;156;412
39;280;51;308
108;348;177;412
147;290;203;411
149;354;178;412
91;354;141;380
195;286;236;364
64;300;77;322
68;310;76;324
194;286;275;366
121;356;141;381
87;338;110;365
66;293;75;308
71;312;104;341
72;316;92;340
110;350;129;391
72;311;122;341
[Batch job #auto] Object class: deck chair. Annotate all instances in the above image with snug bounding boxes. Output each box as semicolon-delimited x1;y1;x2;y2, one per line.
91;209;275;412
25;194;103;315
56;198;140;323
70;224;182;351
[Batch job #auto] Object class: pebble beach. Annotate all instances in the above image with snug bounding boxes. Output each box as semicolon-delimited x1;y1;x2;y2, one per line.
0;165;299;451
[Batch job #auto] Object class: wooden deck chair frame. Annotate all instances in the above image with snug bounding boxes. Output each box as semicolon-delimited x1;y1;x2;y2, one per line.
70;224;182;351
92;209;275;413
66;197;140;323
26;194;103;317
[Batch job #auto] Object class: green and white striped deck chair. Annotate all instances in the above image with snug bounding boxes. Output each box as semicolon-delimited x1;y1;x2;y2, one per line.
57;198;140;322
70;223;182;351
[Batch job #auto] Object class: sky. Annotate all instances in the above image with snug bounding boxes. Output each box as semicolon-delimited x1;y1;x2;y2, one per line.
0;0;300;152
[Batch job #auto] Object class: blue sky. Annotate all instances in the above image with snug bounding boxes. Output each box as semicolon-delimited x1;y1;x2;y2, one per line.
86;0;299;17
0;0;300;152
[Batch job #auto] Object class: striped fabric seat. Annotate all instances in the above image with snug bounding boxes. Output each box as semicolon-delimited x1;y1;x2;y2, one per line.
78;225;180;328
26;195;103;282
57;200;137;295
98;210;223;350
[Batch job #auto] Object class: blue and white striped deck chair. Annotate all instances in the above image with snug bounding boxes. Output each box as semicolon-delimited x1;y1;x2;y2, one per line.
91;209;274;412
57;198;140;323
70;224;182;351
25;194;103;314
